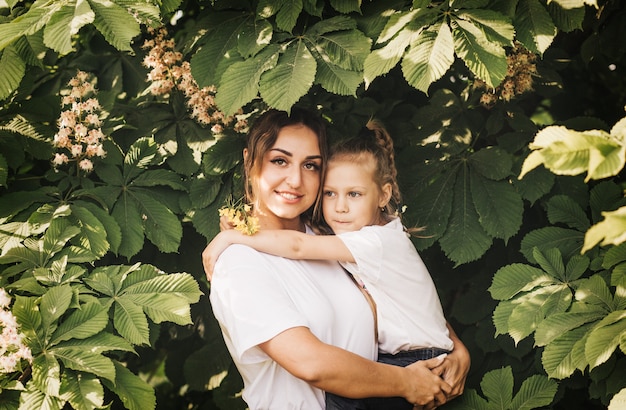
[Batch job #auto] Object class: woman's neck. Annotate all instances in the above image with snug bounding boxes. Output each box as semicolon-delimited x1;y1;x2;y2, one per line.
253;209;306;232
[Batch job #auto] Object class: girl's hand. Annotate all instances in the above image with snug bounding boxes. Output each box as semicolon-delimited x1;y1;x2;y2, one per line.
202;231;236;281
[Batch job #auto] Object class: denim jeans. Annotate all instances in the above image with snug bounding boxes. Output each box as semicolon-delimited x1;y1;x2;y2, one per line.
326;348;450;410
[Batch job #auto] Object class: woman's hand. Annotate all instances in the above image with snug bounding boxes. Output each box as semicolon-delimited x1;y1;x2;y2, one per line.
431;323;470;400
405;355;451;410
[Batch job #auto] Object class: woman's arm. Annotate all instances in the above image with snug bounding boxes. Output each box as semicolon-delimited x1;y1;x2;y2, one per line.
431;322;470;400
262;326;451;410
203;229;353;280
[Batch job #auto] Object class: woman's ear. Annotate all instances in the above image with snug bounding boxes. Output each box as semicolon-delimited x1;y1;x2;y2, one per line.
379;183;392;208
243;148;248;159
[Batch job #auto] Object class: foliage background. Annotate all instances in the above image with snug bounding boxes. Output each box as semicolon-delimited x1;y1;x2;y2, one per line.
0;0;625;409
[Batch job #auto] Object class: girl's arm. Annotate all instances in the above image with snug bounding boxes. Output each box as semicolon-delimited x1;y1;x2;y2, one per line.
262;325;450;410
203;229;353;280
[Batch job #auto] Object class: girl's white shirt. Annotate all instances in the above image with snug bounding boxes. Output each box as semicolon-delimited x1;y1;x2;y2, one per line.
338;218;454;355
209;226;377;410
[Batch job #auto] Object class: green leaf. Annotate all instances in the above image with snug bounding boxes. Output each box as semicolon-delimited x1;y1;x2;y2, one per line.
314;58;363;96
55;331;135;354
31;353;61;396
122;272;202;303
133;191;182;253
87;0;140;52
216;44;280;116
114;297;150;346
514;0;557;55
457;9;515;46
439;168;492;265
52;347;116;382
40;284;73;329
111;198;144;259
574;275;614;310
520;227;584;264
585;310;626;369
49;302;108;346
364;29;415;88
190;175;223;208
131;169;186;190
275;0;302;33
69;204;110;258
469;146;513;180
583;207;626;253
470;172;523;241
132;294;192;325
489;263;553;300
0;6;51;51
0;46;25;100
542;324;590;378
313;28;371;70
59;370;104;410
16;384;64;410
202;135;246;176
43;2;95;54
259;41;317;112
533;247;565;278
237;18;273;58
547;195;590;232
124;137;159;178
103;361;156;410
401;22;455;94
481;367;513;408
451;18;507;87
609;388;626;410
190;13;248;88
330;0;361;13
535;311;604;346
510;374;558;409
12;296;43;348
74;200;122;255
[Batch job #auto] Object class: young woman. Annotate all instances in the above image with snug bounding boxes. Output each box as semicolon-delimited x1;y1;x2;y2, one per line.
203;109;468;410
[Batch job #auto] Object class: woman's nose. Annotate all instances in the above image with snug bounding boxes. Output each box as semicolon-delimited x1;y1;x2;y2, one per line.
285;168;302;188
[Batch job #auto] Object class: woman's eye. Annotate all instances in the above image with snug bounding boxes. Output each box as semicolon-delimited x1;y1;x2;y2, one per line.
271;158;287;166
304;162;320;171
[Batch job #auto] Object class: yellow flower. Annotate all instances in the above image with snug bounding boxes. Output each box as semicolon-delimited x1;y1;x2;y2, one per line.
218;196;259;235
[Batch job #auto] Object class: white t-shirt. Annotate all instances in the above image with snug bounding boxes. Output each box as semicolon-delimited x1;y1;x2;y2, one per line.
209;233;377;409
338;218;454;355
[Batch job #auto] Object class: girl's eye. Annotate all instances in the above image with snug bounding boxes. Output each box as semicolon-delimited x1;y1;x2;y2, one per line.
348;191;361;198
323;191;335;198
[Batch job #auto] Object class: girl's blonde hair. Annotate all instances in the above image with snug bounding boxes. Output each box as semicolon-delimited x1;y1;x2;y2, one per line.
316;119;424;236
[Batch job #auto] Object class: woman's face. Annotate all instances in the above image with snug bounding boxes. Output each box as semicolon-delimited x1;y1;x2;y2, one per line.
253;124;322;230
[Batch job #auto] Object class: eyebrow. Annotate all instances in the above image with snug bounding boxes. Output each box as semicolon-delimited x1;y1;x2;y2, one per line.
270;148;322;160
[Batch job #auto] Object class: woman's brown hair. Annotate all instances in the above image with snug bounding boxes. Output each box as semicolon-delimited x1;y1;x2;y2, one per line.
243;108;329;223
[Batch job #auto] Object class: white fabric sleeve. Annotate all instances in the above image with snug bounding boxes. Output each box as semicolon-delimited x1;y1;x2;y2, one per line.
336;227;383;284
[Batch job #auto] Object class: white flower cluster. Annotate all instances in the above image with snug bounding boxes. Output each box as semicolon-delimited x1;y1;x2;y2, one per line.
52;70;107;173
0;289;32;376
142;27;248;133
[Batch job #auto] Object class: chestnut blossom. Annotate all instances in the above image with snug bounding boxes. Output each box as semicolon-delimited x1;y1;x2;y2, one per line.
52;71;107;174
142;27;248;133
0;289;32;376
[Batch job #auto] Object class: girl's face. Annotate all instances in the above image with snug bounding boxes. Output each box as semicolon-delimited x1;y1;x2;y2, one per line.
322;157;391;235
253;124;323;230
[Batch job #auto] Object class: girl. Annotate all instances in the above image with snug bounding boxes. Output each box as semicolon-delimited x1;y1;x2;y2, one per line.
204;118;468;409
